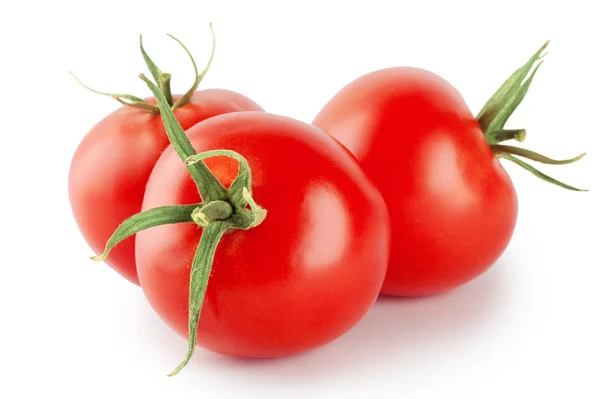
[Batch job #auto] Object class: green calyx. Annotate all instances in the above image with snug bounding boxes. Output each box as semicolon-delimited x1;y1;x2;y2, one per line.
477;41;588;192
69;23;216;113
90;74;267;377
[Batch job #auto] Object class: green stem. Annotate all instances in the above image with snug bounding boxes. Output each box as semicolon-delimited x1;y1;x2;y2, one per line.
168;222;230;377
159;73;174;106
486;129;527;144
140;73;228;202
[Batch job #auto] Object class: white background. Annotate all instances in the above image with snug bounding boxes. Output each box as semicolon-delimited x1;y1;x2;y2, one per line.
1;1;599;398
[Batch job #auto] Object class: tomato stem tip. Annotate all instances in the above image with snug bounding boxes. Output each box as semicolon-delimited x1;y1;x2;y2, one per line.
159;73;174;106
192;201;234;227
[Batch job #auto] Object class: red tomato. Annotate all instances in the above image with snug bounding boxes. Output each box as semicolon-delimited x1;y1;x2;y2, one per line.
69;91;263;284
136;111;390;358
314;67;518;297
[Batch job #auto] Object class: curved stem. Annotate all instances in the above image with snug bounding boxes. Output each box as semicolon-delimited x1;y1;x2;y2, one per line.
168;222;230;377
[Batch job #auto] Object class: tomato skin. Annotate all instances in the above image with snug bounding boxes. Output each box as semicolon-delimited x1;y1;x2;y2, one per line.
68;90;263;285
313;67;518;297
136;112;390;358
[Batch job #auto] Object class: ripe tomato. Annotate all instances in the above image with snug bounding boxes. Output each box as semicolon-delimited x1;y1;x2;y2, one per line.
69;91;263;284
314;43;585;297
136;111;391;358
314;68;515;296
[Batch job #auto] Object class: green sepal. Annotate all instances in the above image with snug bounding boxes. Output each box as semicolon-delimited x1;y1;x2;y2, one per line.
477;41;549;135
239;187;268;229
497;153;587;192
139;34;164;85
90;204;199;262
167;222;230;377
69;71;159;113
486;61;544;135
171;23;216;111
491;144;586;165
140;73;228;202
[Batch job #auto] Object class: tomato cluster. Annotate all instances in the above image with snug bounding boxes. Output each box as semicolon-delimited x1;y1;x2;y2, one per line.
68;28;586;375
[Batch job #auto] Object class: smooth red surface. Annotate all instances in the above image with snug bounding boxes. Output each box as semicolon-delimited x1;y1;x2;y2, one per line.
136;112;390;358
68;90;262;284
313;67;518;297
